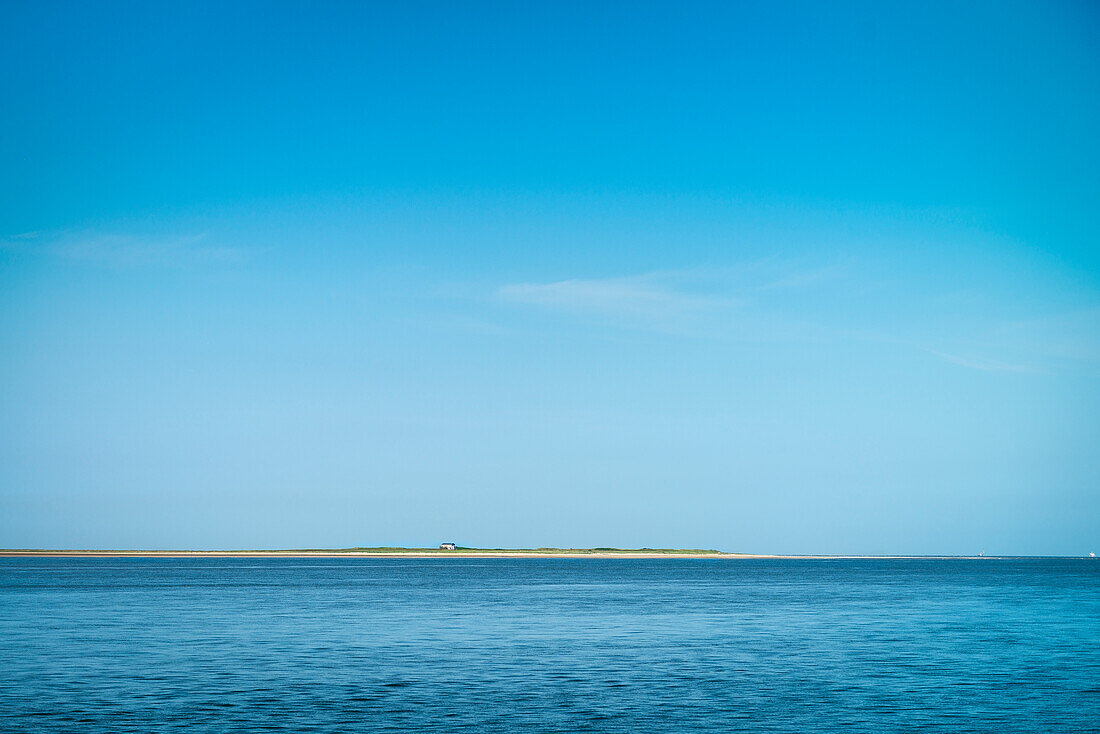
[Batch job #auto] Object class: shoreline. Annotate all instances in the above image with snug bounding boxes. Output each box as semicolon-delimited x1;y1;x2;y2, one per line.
0;549;1004;559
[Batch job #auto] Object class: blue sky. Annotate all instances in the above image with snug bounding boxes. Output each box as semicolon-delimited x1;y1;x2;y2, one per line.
1;1;1098;553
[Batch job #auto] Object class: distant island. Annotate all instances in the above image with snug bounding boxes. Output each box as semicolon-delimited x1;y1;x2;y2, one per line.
0;547;1001;559
0;546;737;558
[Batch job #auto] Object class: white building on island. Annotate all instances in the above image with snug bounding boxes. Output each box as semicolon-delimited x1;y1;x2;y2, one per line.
439;542;457;550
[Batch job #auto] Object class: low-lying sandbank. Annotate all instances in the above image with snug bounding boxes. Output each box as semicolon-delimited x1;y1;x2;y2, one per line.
0;548;996;559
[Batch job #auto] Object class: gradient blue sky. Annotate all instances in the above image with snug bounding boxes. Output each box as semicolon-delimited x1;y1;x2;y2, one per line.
2;0;1098;553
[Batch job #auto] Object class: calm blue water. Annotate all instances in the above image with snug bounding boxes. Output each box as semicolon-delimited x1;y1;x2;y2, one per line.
1;558;1098;732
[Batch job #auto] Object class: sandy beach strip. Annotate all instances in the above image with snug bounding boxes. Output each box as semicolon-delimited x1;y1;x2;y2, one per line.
0;550;997;559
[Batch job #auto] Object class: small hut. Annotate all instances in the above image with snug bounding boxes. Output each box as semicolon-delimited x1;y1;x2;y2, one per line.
439;542;457;550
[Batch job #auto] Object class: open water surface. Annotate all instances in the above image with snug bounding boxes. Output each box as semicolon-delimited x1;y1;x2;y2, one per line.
1;557;1098;732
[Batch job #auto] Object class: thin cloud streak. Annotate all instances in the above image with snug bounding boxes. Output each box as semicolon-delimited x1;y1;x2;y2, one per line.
497;275;733;319
753;264;844;292
3;230;244;267
494;265;1099;376
925;349;1035;373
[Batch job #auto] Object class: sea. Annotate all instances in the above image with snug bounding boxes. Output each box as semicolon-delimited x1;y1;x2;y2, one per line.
1;557;1098;732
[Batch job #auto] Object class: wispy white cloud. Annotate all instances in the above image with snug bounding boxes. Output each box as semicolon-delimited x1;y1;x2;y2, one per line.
0;231;43;245
2;230;243;267
497;275;732;319
993;308;1100;365
920;308;1100;374
752;264;843;292
494;264;844;338
56;232;241;266
494;263;1100;377
925;349;1035;373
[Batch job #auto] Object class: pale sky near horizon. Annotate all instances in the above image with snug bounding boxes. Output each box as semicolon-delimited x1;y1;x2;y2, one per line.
2;1;1098;554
